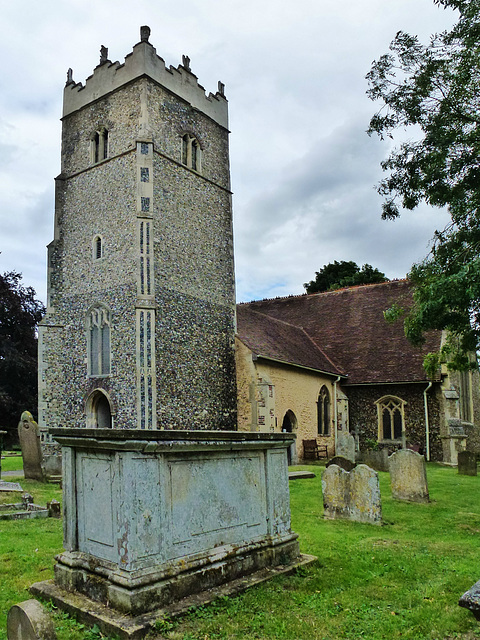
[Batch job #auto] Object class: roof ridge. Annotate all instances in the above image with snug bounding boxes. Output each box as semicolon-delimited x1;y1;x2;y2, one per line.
300;328;347;376
238;278;409;305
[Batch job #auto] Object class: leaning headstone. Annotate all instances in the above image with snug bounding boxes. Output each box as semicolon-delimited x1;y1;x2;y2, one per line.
336;433;356;462
322;464;382;525
7;599;57;639
389;449;429;503
17;412;45;482
326;456;357;472
458;450;477;476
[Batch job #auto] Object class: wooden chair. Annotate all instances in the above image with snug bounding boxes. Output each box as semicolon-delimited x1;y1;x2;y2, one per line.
303;439;328;460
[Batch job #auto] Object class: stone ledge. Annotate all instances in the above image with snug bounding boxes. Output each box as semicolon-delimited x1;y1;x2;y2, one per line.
31;553;317;640
288;471;316;479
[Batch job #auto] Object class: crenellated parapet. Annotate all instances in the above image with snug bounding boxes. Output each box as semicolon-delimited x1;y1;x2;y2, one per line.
63;26;228;128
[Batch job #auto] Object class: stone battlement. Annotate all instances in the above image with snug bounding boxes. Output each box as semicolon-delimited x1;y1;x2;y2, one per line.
63;26;228;128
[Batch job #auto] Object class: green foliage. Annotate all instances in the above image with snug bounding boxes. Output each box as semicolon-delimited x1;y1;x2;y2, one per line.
304;260;388;294
366;0;480;369
423;352;442;379
383;303;405;324
364;437;380;451
155;615;177;632
0;271;45;440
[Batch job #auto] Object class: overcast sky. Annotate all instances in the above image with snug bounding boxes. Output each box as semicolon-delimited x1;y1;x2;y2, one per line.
0;0;456;304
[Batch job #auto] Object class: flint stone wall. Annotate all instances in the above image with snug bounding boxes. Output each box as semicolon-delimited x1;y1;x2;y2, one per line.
347;384;442;461
40;70;236;431
322;464;382;525
389;449;429;503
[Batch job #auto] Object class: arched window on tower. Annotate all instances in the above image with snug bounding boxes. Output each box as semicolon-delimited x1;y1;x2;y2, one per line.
181;133;201;172
88;305;111;377
91;127;108;163
317;386;330;436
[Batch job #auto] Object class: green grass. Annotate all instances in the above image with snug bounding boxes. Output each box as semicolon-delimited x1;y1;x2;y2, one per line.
2;465;480;639
1;452;23;473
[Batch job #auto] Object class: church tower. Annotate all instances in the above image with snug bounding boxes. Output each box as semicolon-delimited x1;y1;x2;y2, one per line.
39;27;237;431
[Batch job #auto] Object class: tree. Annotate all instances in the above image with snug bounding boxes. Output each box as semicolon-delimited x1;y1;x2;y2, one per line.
366;0;480;370
0;271;45;441
304;260;389;294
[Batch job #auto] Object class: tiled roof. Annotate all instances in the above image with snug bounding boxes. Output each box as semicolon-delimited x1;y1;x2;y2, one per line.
236;305;344;376
237;280;442;384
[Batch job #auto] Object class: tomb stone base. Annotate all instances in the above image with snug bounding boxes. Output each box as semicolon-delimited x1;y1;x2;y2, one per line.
37;428;306;618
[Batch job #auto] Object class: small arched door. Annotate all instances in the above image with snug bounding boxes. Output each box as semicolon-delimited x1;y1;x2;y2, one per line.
282;410;297;465
86;390;113;429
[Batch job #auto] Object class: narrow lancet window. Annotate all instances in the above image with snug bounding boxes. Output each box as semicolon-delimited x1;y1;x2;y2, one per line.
88;305;111;376
181;133;201;172
92;127;109;163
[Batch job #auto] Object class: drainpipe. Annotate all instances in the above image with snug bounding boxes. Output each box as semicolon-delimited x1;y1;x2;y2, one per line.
333;376;342;454
424;381;433;461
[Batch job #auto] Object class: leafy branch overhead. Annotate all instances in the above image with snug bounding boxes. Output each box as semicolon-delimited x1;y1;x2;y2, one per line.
366;0;480;371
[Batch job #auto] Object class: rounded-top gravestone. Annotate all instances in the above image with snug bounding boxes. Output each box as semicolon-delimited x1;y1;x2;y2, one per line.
389;449;429;503
7;599;57;639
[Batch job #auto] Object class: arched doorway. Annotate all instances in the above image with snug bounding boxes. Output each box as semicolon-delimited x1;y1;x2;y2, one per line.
86;390;113;429
282;410;297;465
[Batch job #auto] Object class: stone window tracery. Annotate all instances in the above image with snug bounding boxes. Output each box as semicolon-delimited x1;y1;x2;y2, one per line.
88;305;111;377
317;385;330;436
91;127;109;163
376;395;405;441
181;133;201;172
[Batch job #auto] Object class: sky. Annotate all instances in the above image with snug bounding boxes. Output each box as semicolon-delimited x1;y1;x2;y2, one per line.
0;0;457;305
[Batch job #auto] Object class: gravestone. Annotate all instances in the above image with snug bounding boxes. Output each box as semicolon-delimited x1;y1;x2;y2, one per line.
7;599;57;639
389;449;429;503
336;433;356;462
322;464;382;525
17;412;44;482
458;450;477;476
326;456;357;472
0;481;23;492
360;448;390;472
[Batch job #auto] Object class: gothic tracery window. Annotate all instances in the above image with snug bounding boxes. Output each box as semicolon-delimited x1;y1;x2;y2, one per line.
376;396;405;441
88;305;111;377
317;385;330;436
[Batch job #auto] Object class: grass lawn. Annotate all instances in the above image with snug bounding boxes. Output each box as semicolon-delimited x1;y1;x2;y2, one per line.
1;452;23;474
2;464;480;639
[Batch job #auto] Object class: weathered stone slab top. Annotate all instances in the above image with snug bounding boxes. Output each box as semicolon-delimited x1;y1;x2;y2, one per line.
50;428;295;452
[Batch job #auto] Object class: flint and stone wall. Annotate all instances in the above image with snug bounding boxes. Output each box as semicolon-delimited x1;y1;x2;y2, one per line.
39;40;236;432
346;383;442;461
